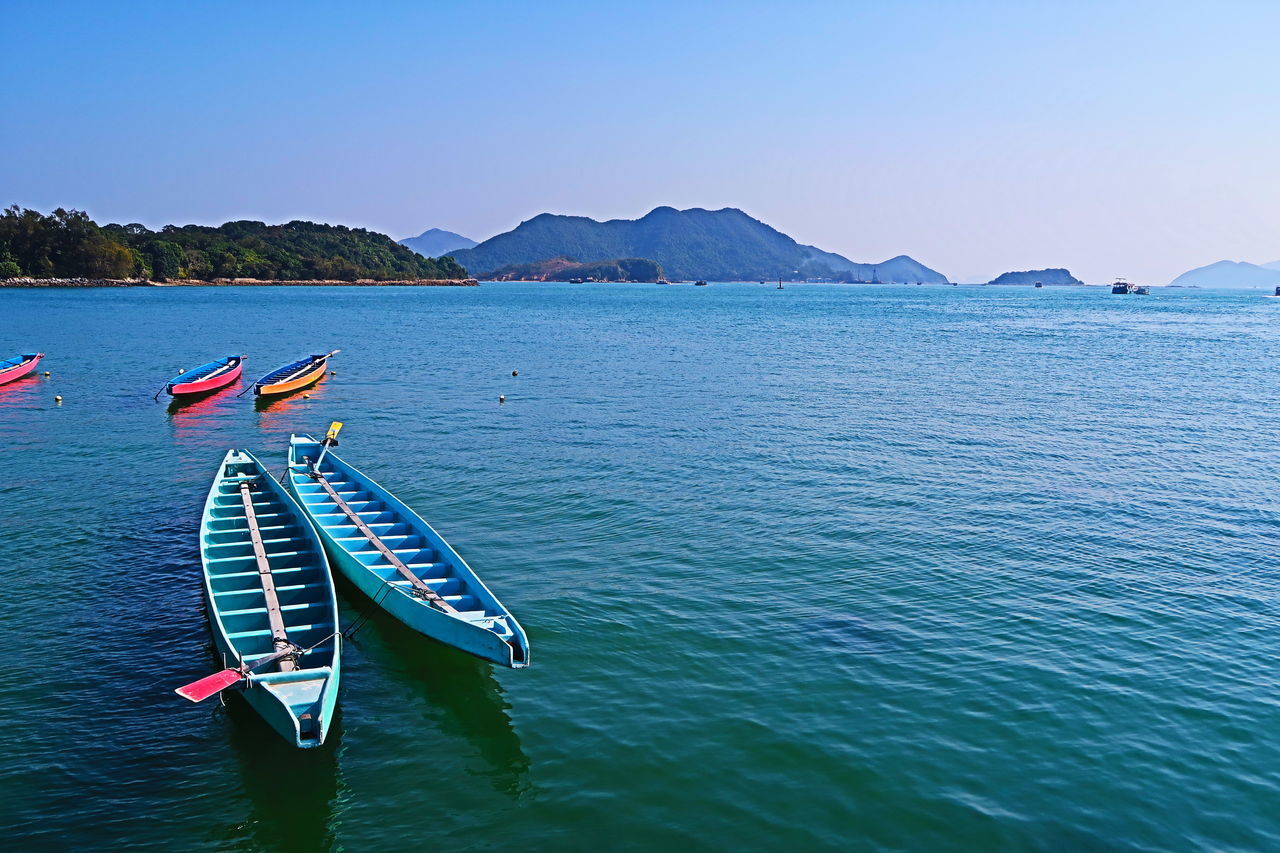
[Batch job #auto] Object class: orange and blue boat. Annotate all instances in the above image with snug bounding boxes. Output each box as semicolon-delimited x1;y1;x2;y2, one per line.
249;350;339;398
162;355;243;398
0;352;43;387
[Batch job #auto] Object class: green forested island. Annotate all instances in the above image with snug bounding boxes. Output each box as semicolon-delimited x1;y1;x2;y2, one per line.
987;268;1082;285
0;206;466;281
487;256;664;282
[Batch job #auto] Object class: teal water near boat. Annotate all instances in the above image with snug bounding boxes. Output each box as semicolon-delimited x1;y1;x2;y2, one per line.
288;434;529;668
3;283;1280;849
198;449;341;747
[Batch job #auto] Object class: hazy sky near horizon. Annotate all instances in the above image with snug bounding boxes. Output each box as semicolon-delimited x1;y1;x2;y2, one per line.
3;0;1279;283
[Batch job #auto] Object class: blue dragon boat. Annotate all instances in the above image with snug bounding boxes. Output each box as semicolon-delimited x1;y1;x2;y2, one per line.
286;432;529;668
195;449;343;747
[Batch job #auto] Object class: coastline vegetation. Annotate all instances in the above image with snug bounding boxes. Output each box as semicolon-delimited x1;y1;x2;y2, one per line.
0;206;467;281
487;256;664;282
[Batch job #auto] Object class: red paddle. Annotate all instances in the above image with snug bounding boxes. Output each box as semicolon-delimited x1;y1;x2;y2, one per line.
174;643;302;703
176;669;244;702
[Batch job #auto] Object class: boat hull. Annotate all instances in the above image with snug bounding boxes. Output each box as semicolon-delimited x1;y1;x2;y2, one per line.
0;353;42;386
329;543;522;665
286;435;529;668
199;449;342;747
168;356;243;396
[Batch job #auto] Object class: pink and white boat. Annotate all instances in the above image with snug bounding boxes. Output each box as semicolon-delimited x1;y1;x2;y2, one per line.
163;355;244;397
0;352;43;387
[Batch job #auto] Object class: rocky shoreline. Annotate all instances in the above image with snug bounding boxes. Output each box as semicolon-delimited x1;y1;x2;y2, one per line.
0;277;479;288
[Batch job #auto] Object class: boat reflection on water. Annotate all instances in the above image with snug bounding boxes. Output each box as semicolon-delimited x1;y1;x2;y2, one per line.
0;370;44;428
166;384;242;445
221;697;344;851
166;386;240;417
405;642;531;798
254;377;329;434
348;582;532;799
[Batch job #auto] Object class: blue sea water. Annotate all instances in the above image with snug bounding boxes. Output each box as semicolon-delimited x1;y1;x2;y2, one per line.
1;282;1279;851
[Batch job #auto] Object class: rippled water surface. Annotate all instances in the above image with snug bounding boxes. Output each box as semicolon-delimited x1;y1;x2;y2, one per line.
2;283;1279;850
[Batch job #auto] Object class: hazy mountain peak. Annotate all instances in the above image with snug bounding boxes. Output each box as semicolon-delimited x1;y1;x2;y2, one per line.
398;227;477;258
1168;259;1280;288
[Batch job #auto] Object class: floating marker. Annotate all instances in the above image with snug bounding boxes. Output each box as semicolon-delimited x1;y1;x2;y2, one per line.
512;370;519;376
42;371;50;377
303;393;311;399
499;395;505;404
54;395;62;403
178;368;185;374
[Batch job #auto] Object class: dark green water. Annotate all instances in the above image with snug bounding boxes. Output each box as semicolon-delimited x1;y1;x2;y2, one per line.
2;283;1279;851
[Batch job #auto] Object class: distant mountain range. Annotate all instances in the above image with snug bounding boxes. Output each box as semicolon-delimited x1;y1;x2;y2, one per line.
399;228;477;258
988;268;1082;285
1168;260;1280;288
444;207;948;283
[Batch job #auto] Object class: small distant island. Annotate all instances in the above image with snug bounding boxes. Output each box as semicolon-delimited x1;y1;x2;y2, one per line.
0;205;468;284
987;268;1082;285
487;256;664;282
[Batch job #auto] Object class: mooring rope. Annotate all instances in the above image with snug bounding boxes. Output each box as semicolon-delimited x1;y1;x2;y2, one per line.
342;581;398;640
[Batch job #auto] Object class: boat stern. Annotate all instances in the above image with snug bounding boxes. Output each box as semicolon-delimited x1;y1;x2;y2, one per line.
288;434;324;471
249;666;338;748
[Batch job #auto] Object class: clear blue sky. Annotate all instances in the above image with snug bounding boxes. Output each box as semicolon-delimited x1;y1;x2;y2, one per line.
3;0;1278;283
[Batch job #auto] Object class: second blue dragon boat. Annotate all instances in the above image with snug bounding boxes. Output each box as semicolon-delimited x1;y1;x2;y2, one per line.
287;428;529;668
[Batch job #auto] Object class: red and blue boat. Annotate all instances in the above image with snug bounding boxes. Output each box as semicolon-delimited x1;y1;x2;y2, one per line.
0;352;43;386
162;355;244;398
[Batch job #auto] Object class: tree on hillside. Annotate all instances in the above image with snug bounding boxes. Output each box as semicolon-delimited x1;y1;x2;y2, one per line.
1;205;471;280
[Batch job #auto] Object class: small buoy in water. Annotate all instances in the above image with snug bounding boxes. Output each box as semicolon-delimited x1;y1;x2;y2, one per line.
43;371;50;377
303;393;311;399
330;370;336;375
54;395;63;404
512;370;519;376
178;368;185;374
499;395;506;404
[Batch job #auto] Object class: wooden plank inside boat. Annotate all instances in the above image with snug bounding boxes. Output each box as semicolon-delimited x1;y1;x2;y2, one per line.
312;474;459;614
240;481;295;671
